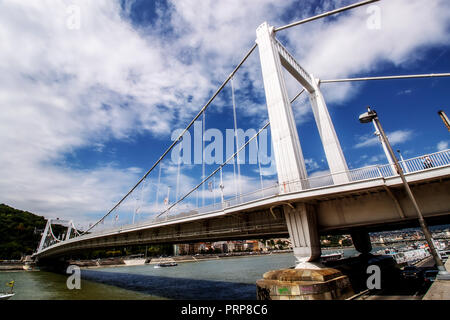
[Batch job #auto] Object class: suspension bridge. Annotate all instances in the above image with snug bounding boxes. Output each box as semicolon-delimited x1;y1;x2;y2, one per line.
33;0;450;267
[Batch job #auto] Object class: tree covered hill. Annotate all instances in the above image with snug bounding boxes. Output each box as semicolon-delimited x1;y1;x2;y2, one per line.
0;203;47;259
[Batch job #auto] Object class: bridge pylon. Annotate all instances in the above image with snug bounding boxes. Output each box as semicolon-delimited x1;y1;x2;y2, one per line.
36;219;75;255
255;22;349;191
256;21;351;267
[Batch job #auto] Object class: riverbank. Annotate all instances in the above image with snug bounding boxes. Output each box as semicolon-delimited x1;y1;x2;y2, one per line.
70;250;295;269
0;264;24;271
0;263;38;271
0;247;352;271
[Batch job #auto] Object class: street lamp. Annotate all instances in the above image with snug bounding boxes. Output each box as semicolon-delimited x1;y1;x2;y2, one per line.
397;149;409;173
359;107;448;277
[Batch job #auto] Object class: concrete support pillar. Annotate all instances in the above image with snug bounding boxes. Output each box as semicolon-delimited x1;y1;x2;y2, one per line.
309;76;349;184
283;203;321;268
350;230;372;255
256;22;308;193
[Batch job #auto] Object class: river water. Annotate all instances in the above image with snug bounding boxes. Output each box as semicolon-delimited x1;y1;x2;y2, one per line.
1;248;370;300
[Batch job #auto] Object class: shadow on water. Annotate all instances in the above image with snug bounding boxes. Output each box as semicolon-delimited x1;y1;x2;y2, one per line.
81;270;256;300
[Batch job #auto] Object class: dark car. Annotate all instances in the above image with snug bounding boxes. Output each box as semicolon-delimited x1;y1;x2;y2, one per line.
423;269;439;283
400;266;422;280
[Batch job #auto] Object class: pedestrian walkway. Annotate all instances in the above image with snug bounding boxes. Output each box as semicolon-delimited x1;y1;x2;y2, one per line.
422;259;450;300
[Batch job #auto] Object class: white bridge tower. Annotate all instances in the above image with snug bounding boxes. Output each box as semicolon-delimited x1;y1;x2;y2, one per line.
256;22;349;267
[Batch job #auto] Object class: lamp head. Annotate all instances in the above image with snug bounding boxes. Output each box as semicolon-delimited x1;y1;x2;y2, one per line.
359;107;378;123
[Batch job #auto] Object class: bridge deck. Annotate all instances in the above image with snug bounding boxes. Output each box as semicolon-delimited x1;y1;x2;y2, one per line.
35;150;450;258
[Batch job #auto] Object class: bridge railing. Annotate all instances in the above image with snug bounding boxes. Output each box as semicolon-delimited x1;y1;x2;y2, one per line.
241;149;450;197
399;150;450;173
125;149;450;228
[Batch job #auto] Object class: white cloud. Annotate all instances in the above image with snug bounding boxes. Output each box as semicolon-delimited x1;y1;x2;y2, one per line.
437;140;449;151
305;158;320;171
397;89;412;95
354;129;414;148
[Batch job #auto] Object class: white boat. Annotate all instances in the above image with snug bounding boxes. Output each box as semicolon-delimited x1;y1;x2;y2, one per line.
154;262;177;268
123;258;146;266
321;251;344;262
0;293;15;300
123;254;147;266
2;280;15;299
23;263;34;271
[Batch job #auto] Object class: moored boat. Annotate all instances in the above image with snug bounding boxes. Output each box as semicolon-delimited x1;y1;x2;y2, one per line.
154;262;177;268
1;280;15;300
123;254;146;266
123;258;146;266
0;293;15;300
320;251;344;262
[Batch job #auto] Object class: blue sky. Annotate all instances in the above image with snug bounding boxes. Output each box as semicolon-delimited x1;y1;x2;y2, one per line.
0;0;449;228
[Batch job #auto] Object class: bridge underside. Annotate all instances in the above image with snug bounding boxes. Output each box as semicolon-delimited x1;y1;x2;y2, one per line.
316;176;450;233
36;209;289;259
35;175;450;260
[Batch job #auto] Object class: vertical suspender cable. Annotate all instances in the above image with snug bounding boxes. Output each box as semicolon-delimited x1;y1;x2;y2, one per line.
213;176;216;207
231;77;242;198
220;167;224;204
176;142;182;203
155;163;162;209
132;191;138;225
132;179;142;225
232;146;238;199
255;134;265;196
202;112;206;207
135;177;147;224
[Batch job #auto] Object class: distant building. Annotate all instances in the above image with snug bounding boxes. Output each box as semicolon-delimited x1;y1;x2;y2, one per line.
229;240;245;252
244;240;260;251
213;241;228;253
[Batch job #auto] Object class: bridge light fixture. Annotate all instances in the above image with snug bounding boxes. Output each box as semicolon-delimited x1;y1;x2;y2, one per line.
359;107;448;278
358;107;378;123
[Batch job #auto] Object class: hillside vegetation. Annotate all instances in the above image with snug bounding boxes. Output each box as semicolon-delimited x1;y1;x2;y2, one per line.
0;204;46;259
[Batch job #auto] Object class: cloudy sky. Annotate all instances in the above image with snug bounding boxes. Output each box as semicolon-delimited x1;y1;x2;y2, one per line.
1;0;449;229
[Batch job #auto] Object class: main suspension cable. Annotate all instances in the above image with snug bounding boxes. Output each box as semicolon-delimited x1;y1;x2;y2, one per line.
320;73;450;83
82;44;257;235
274;0;380;32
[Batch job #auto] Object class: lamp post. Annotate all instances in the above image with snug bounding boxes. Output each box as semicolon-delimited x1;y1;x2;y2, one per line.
438;110;450;132
397;149;409;173
359;107;448;276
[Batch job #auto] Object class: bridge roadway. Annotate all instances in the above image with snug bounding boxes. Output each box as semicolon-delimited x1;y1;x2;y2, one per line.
34;164;450;260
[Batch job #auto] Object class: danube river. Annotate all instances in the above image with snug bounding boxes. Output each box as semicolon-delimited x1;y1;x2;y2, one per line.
1;249;367;300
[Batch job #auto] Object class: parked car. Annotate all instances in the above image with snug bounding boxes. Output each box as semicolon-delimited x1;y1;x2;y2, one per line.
423;269;439;283
400;266;422;280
